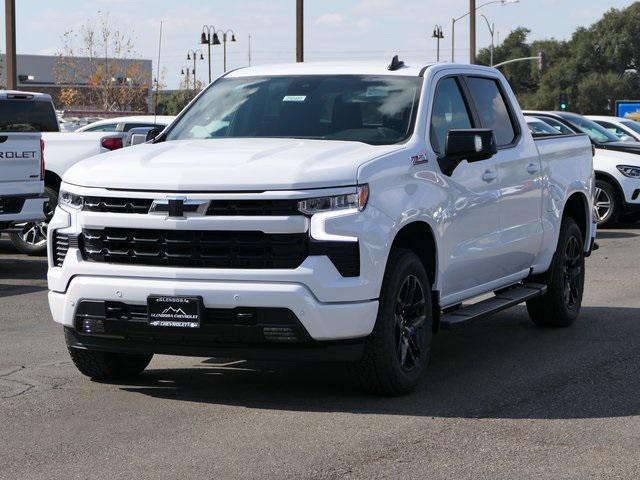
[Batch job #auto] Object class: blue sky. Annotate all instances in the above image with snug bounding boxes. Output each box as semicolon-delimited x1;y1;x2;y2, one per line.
0;0;635;88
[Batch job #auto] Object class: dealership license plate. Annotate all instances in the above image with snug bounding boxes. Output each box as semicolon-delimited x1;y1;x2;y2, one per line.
147;296;202;328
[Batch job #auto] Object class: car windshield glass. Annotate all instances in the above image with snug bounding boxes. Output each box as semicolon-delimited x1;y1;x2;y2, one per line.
564;115;619;143
621;120;640;135
0;100;58;132
527;119;559;135
165;75;421;145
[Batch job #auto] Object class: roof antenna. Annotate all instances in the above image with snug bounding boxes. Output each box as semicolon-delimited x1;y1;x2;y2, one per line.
388;55;405;71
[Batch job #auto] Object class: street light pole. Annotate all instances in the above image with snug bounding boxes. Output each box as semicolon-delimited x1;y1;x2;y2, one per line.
187;49;204;91
201;25;218;84
451;0;518;63
480;14;495;66
432;26;444;62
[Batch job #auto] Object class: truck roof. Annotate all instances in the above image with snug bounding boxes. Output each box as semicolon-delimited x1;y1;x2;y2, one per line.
226;60;436;78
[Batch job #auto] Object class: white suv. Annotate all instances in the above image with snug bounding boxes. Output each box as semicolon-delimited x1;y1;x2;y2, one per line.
48;61;595;395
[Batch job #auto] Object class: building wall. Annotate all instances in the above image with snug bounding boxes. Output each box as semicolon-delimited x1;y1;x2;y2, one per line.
0;53;153;112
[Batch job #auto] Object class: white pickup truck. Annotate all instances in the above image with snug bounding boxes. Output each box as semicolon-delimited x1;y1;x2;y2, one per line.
48;60;596;395
0;90;126;254
0;131;45;233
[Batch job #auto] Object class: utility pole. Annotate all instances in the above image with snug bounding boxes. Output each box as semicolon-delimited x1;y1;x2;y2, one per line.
5;0;17;89
470;0;477;64
296;0;304;62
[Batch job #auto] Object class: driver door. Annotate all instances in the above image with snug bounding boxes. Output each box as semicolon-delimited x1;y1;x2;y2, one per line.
429;75;503;305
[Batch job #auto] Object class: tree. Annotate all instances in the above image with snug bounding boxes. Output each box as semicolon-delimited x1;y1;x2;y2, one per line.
479;3;640;113
54;13;150;111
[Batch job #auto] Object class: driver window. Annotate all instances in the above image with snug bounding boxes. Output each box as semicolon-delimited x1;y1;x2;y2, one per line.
430;77;473;155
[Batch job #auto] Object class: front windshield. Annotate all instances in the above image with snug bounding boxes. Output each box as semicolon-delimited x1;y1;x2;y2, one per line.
564;115;619;143
165;75;421;145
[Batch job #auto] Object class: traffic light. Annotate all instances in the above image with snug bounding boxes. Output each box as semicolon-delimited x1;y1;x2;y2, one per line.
559;93;569;111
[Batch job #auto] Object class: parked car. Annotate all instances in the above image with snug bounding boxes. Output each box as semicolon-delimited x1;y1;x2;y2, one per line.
524;111;640;155
49;61;595;395
0;90;126;254
587;115;640;142
525;116;565;137
76;115;175;133
0;91;46;233
525;111;640;226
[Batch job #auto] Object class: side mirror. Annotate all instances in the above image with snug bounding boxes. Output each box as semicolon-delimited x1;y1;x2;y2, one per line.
146;127;161;143
438;129;497;176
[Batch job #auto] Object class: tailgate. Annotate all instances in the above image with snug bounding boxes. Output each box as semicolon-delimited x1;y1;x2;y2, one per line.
0;132;42;195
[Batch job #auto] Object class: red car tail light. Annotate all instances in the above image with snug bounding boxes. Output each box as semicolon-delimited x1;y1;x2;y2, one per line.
101;136;123;151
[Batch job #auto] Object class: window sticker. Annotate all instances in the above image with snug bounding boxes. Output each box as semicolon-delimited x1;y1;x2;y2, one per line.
283;95;307;102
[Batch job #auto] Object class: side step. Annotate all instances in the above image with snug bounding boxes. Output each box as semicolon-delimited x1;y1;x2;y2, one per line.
440;283;547;330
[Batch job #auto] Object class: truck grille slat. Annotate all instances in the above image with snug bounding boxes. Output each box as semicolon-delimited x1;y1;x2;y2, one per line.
81;197;301;216
80;228;308;270
52;232;78;267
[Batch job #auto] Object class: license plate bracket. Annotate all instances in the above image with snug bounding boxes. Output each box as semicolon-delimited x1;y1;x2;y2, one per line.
147;295;202;328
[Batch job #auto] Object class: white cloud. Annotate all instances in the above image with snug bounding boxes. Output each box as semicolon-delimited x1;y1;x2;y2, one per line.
356;18;374;31
315;13;346;26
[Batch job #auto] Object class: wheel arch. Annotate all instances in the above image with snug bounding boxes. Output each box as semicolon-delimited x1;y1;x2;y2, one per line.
594;170;624;204
45;170;62;192
388;221;438;289
562;191;590;246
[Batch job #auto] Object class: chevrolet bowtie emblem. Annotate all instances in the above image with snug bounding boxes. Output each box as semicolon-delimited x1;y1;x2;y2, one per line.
149;198;210;218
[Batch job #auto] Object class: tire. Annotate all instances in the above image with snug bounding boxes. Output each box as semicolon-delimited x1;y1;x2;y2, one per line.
9;186;57;255
593;179;620;227
351;248;433;396
526;217;585;328
67;348;153;380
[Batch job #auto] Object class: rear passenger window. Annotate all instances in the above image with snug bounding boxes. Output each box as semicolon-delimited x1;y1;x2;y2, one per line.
430;77;473;155
466;77;517;146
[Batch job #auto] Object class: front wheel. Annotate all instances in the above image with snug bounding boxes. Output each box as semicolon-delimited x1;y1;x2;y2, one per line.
351;248;433;396
9;186;57;255
526;217;585;328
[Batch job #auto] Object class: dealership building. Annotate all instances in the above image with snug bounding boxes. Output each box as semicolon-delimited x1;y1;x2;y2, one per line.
0;53;153;112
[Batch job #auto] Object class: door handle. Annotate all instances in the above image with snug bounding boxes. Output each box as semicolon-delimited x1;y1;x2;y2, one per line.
481;170;498;183
526;163;540;175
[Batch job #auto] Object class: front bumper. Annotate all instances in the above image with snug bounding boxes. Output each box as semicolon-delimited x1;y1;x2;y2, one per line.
49;274;379;342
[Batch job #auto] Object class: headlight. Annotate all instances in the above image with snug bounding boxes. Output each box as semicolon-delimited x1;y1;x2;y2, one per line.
617;165;640;178
298;185;369;215
59;190;84;210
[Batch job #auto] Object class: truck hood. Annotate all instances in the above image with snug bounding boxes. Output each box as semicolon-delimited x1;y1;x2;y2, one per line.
63;138;403;191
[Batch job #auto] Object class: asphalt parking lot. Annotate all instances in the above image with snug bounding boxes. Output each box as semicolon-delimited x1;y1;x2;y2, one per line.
1;225;639;480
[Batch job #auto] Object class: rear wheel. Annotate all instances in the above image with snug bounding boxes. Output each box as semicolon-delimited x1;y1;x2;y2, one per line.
527;217;585;328
351;248;433;396
593;179;619;227
9;186;57;255
68;348;153;380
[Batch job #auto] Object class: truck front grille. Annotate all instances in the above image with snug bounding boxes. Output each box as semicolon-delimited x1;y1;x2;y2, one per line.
82;196;301;216
80;228;308;269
